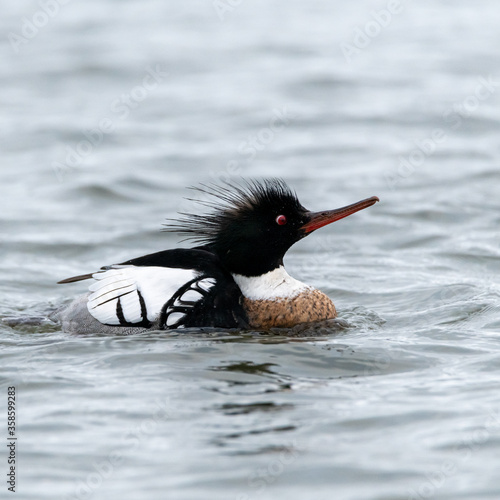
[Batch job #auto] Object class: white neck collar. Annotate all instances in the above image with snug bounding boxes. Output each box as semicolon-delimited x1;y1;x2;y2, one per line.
232;266;311;300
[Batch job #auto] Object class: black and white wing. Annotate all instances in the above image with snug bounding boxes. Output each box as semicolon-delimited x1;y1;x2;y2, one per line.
60;248;249;330
87;265;199;327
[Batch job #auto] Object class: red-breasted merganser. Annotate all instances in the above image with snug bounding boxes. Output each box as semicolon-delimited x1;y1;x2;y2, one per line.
58;179;378;332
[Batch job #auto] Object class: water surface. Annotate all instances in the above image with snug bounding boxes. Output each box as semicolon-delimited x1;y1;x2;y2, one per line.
1;1;500;499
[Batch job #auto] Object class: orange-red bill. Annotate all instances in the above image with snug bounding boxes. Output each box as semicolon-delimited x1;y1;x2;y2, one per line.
301;196;379;234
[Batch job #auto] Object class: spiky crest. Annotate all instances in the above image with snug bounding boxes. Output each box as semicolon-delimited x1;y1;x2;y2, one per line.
163;178;303;246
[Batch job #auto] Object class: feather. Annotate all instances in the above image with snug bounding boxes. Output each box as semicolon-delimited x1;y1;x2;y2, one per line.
87;265;197;326
162;178;303;246
57;273;94;284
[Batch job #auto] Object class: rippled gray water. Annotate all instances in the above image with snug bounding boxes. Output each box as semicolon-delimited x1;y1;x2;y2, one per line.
1;1;500;499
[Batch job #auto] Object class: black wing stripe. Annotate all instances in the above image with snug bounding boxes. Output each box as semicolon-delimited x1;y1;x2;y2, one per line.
89;289;135;309
116;297;126;325
137;290;148;322
89;281;135;302
113;294;152;328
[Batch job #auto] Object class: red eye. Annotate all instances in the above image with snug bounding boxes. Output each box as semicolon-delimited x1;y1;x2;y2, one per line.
276;215;287;225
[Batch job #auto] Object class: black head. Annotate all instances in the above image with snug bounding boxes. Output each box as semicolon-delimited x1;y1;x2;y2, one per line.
164;179;379;277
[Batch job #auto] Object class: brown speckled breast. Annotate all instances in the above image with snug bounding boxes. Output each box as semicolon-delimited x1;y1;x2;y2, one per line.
243;289;337;329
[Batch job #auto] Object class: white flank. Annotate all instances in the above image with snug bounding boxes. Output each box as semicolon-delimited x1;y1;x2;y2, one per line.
232;266;311;301
87;266;197;325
